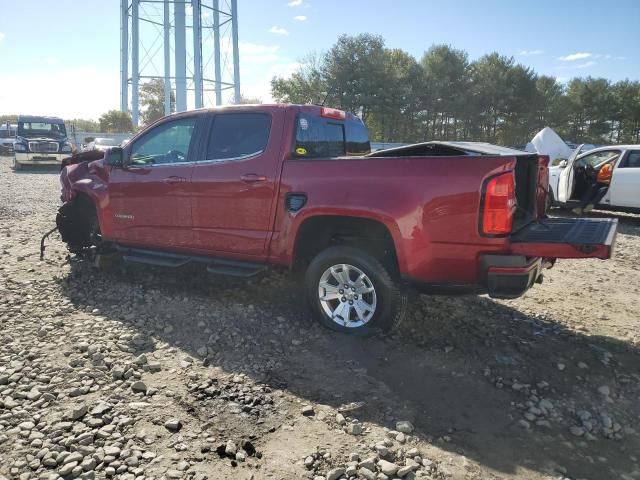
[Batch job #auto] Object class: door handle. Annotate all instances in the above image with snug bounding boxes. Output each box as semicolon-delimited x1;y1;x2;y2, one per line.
163;176;186;185
240;174;267;184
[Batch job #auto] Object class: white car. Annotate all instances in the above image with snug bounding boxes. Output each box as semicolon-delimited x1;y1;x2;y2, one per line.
86;137;120;152
549;145;640;211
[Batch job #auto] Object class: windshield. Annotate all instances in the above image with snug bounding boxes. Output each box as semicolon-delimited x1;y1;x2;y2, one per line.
17;121;66;139
579;150;620;168
95;138;118;146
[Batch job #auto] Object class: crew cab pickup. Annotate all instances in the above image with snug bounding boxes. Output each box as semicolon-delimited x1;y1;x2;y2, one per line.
55;104;618;335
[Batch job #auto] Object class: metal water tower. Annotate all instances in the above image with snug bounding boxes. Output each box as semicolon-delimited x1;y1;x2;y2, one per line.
120;0;241;127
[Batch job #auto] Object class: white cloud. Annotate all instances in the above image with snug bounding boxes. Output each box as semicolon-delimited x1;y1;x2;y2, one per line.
616;56;627;60
288;0;303;6
0;32;5;44
240;43;279;55
294;15;307;21
244;53;280;64
205;39;281;63
0;67;119;119
269;26;289;35
241;62;302;102
557;52;592;61
45;56;59;65
576;61;596;69
518;49;543;56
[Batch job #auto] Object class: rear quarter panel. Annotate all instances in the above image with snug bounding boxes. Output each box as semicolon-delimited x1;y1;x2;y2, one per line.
272;155;518;285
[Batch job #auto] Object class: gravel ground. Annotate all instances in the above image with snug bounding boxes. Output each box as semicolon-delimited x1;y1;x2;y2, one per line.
1;157;639;480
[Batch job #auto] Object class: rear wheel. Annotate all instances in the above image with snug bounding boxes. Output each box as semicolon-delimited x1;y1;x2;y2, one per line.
304;246;407;336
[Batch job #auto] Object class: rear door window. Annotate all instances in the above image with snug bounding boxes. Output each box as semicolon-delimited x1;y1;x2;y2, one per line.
206;113;271;161
621;151;640;168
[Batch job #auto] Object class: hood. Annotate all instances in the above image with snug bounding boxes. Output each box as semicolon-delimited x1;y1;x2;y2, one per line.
20;135;67;142
528;127;573;162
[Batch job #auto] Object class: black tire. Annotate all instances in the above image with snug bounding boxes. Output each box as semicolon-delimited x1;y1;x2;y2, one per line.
57;196;100;253
304;246;408;336
13;160;22;171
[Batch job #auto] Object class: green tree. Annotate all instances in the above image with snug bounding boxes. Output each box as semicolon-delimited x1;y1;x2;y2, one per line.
271;34;631;146
271;53;327;105
565;78;614;143
322;34;387;122
0;115;19;125
534;75;568;132
367;48;422;142
99;110;133;133
420;44;470;140
66;119;100;133
468;53;515;142
611;80;640;143
238;94;263;105
140;79;175;126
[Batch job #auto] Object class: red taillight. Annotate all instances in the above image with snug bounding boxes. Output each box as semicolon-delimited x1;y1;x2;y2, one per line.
320;107;346;120
482;172;516;235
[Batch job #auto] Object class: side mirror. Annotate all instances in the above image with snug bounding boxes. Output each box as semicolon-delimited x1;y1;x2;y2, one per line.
105;147;124;167
559;160;568;168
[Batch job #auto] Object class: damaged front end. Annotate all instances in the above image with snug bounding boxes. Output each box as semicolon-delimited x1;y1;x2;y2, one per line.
41;197;104;260
41;151;110;260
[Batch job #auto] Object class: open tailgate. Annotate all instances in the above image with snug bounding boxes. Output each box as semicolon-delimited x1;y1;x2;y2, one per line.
510;217;618;259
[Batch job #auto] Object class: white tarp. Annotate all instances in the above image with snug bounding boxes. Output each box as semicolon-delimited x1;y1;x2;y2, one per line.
528;127;573;162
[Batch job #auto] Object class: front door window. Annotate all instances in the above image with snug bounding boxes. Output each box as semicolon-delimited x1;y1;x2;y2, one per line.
130;118;196;166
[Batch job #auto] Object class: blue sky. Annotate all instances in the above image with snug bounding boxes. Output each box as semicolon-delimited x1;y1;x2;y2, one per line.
0;0;638;119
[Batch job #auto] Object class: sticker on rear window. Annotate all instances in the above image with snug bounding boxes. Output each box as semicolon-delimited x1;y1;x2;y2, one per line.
296;147;307;155
299;118;309;130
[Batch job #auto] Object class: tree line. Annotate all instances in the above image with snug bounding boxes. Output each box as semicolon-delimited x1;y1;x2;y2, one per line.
271;34;640;146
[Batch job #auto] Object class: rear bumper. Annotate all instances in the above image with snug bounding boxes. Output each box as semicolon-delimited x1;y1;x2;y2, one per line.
481;255;544;299
405;254;545;298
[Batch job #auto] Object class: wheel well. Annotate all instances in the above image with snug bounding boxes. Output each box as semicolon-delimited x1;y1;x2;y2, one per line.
56;193;99;251
293;216;399;273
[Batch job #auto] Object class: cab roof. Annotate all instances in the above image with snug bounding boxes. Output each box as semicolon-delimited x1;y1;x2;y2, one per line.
18;115;64;124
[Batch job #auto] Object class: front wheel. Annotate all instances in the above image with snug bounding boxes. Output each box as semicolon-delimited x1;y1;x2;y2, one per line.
13;159;22;171
304;246;408;336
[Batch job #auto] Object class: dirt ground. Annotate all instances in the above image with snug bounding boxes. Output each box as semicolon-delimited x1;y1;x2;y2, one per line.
1;156;639;480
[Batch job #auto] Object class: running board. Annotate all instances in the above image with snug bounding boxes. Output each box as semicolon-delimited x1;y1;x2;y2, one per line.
121;249;192;267
118;246;266;277
206;261;266;278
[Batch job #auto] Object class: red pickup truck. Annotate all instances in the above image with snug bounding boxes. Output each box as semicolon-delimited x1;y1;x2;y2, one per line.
56;104;617;335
